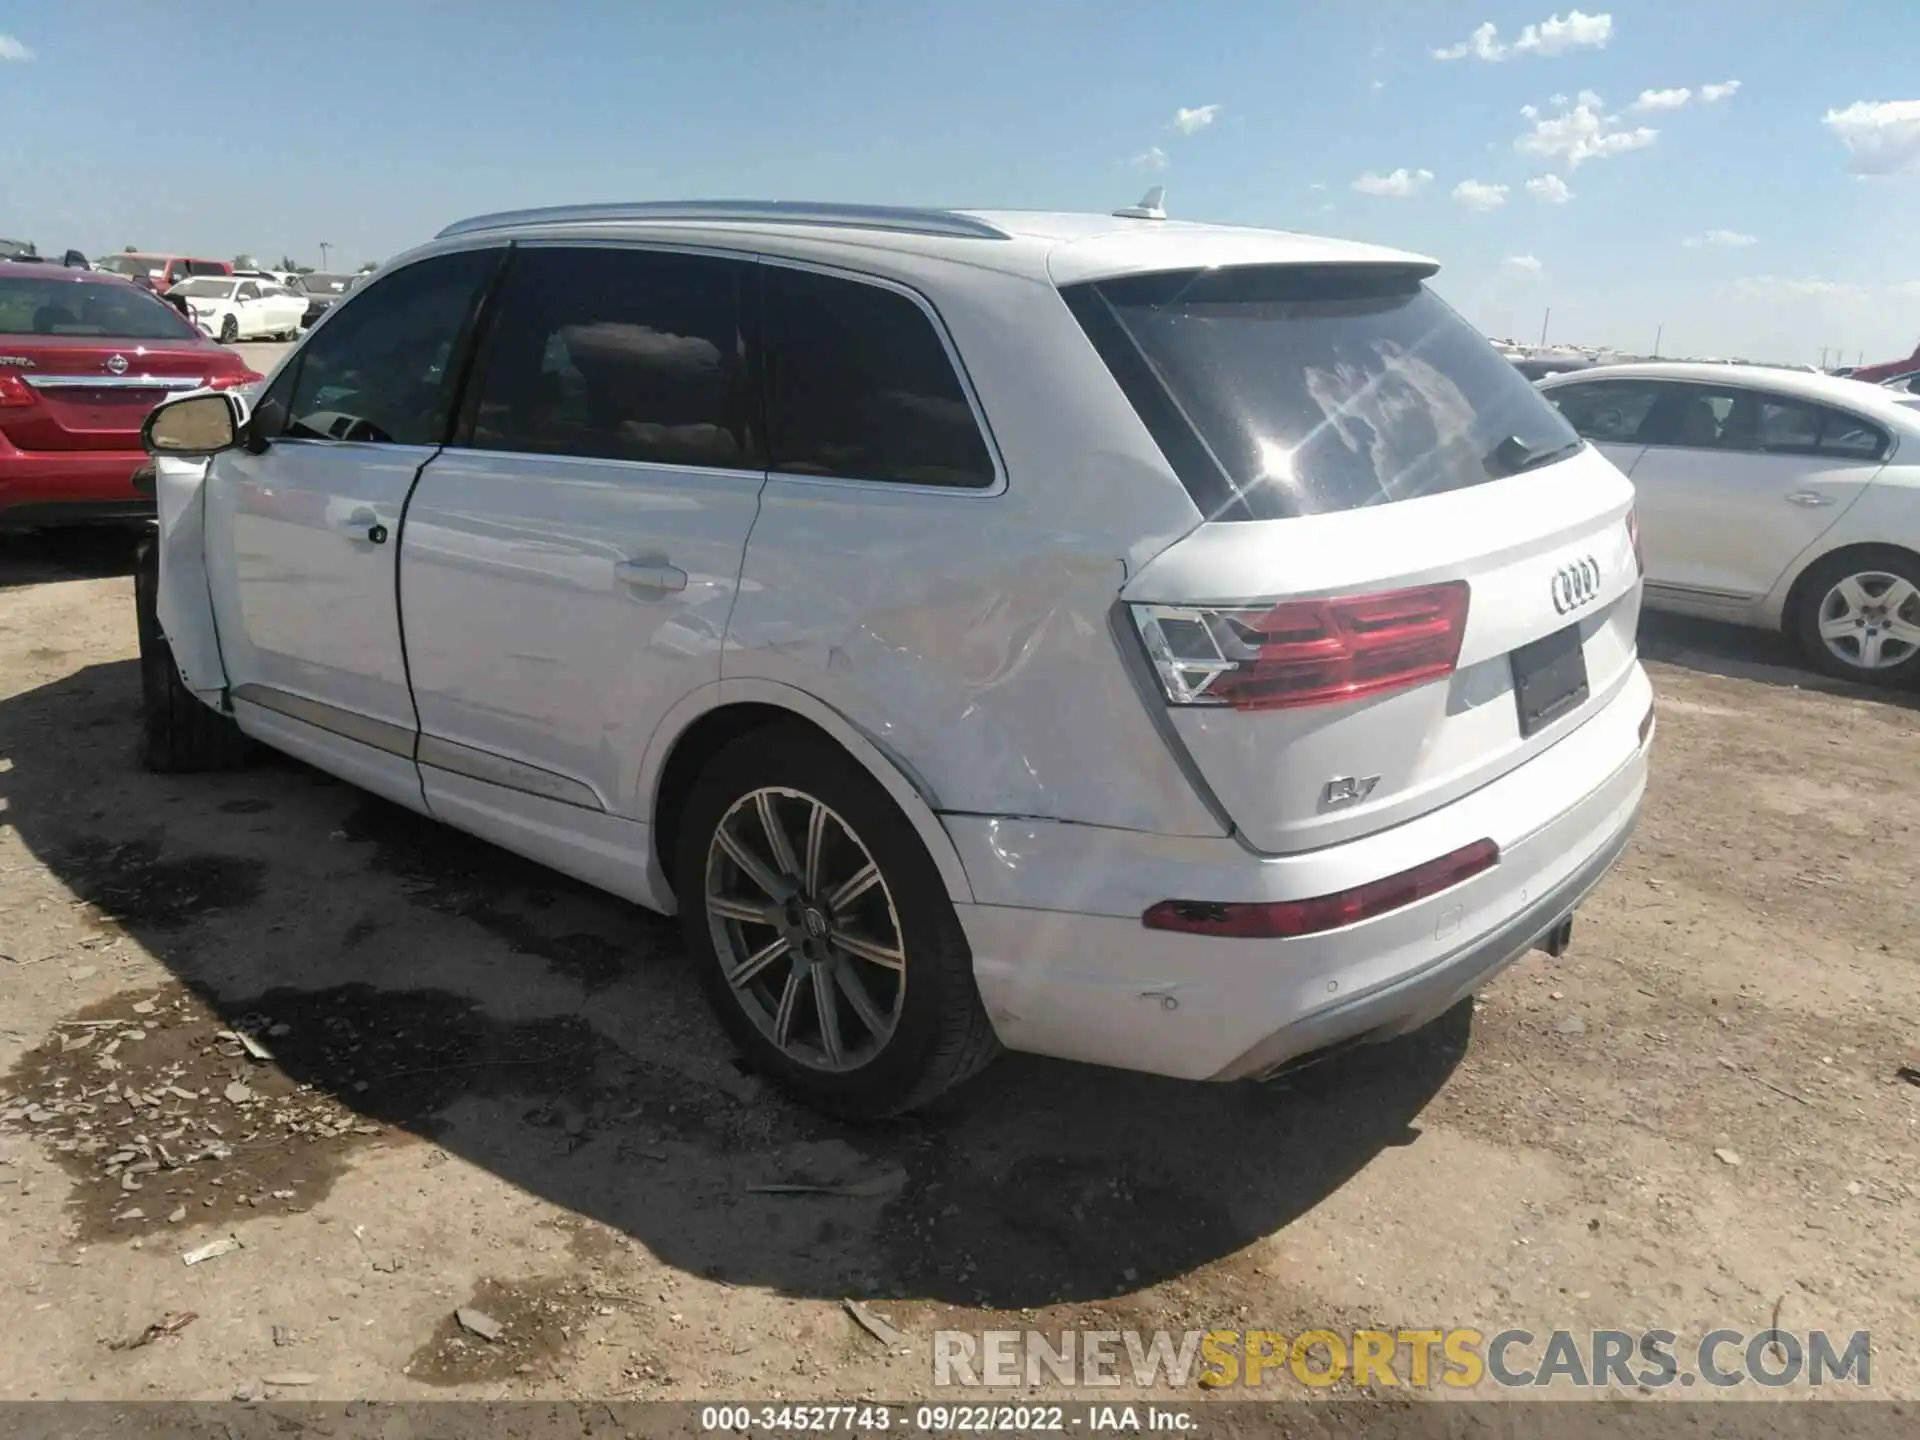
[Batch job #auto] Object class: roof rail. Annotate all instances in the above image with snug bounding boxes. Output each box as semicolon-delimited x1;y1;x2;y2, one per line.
436;200;1011;242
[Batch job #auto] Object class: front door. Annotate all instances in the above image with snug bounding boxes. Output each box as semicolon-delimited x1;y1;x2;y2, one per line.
399;244;764;894
202;245;504;807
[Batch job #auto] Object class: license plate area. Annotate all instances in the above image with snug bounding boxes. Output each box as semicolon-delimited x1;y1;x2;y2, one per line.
1511;623;1590;737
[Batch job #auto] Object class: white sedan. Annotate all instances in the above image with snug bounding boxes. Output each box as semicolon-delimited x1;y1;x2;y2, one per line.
1539;361;1920;686
166;276;307;343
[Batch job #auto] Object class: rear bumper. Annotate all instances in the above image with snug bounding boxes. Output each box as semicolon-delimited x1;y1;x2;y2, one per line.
0;447;156;528
947;663;1653;1082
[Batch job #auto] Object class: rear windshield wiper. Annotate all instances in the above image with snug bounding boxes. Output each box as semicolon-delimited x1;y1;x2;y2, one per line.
1484;435;1584;478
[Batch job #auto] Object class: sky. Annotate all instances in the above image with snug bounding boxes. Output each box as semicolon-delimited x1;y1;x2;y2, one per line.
2;1;1918;365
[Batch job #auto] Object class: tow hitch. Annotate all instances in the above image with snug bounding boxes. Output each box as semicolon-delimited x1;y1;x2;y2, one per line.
1534;915;1574;958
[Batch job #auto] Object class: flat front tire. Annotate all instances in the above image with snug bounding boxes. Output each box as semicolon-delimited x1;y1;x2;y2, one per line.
675;722;999;1120
135;534;252;773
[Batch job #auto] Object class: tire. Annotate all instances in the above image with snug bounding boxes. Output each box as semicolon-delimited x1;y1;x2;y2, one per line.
1789;546;1920;688
675;722;999;1120
135;533;253;773
218;314;238;344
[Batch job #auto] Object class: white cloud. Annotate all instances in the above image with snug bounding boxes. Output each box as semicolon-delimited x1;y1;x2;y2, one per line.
1700;80;1741;103
1307;182;1328;192
1632;87;1692;112
1452;179;1511;211
1130;146;1169;172
1525;174;1574;203
1823;99;1920;176
1351;167;1434;197
1728;275;1865;301
0;34;31;61
1892;280;1920;298
1173;104;1221;136
1683;229;1758;248
1520;103;1540;120
1516;95;1657;168
1549;93;1569;106
1433;10;1612;62
1505;254;1545;273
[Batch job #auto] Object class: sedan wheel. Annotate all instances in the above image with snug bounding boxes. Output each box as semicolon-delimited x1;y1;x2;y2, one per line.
704;787;904;1073
1792;548;1920;686
218;314;238;344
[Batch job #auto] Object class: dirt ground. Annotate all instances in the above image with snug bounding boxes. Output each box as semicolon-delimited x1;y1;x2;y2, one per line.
0;528;1914;1407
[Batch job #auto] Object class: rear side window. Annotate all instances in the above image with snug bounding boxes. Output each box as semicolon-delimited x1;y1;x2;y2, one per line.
762;265;995;488
1817;411;1889;460
1062;265;1579;520
1546;380;1664;443
467;246;758;470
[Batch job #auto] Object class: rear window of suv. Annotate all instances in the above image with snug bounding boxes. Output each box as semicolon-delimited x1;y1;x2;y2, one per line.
1062;264;1581;520
0;275;199;339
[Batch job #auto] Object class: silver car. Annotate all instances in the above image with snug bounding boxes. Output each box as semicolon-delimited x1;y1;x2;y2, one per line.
140;199;1653;1119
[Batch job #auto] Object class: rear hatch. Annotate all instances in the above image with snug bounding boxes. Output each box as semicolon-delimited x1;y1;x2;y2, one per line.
1064;261;1641;854
0;274;236;452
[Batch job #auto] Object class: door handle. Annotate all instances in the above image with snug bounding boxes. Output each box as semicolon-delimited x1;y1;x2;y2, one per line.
614;559;688;594
339;507;388;544
1785;490;1833;508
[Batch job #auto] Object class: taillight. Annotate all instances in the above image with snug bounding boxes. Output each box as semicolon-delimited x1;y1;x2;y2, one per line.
207;371;263;390
1130;581;1470;711
1143;838;1500;939
1626;507;1644;576
0;371;37;408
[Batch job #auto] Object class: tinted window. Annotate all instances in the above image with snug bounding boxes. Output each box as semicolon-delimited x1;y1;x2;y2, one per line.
468;247;755;469
236;282;261;302
1064;265;1578;519
0;275;199;339
185;260;226;277
1818;411;1889;460
267;248;501;447
763;266;995;488
1546;380;1664;443
1638;384;1738;448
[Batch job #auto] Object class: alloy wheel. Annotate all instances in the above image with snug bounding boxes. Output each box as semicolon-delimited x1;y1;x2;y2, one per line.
1816;570;1920;672
703;786;906;1073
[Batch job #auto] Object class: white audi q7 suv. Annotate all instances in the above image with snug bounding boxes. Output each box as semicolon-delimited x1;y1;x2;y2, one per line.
137;198;1654;1119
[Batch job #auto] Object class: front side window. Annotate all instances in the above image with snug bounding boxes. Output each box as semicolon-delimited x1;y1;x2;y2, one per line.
236;282;262;303
266;247;502;447
762;265;995;488
1637;384;1738;448
1063;265;1579;519
1545;380;1665;443
467;246;756;469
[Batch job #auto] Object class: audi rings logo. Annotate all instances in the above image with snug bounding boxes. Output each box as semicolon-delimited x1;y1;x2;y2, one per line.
1551;556;1602;615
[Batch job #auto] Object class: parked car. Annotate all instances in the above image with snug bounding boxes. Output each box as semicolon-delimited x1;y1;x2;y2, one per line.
96;253;232;293
1512;354;1599;383
1876;369;1920;396
234;268;301;289
166;276;306;343
0;262;260;529
291;272;360;328
0;240;91;269
135;199;1651;1118
1539;361;1920;685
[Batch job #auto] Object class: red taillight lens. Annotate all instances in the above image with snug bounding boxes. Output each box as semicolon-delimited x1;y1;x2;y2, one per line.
0;371;38;408
1143;838;1500;940
1131;581;1470;710
207;371;263;390
1626;507;1644;576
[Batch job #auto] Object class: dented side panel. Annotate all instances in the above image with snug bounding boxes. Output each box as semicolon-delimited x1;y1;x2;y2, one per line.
153;455;228;704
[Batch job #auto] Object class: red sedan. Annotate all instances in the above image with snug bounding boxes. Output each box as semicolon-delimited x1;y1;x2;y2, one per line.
0;263;261;529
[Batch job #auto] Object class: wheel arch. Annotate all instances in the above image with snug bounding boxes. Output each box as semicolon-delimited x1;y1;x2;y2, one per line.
1774;538;1920;634
639;680;976;912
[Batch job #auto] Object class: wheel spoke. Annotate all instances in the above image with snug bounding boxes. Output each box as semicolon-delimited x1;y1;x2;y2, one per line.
812;963;845;1067
1883;616;1920;649
756;791;801;883
1833;575;1872;615
830;926;905;972
1881;576;1919;616
835;961;892;1039
716;820;786;901
803;801;828;897
726;935;791;990
1858;628;1887;669
771;968;803;1047
1819;613;1860;641
827;861;881;916
709;893;783;927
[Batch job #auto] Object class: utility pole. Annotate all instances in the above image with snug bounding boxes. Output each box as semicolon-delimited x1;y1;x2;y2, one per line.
1539;307;1551;348
1653;323;1663;359
319;241;332;270
1820;346;1829;370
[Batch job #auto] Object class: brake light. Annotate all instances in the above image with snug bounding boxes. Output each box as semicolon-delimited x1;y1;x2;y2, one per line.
1130;581;1470;710
207;371;263;390
0;371;36;408
1626;508;1644;576
1144;838;1500;939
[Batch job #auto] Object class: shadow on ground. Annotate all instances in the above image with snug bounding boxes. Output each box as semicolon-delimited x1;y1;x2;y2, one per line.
0;658;1466;1310
0;527;142;590
1639;610;1920;710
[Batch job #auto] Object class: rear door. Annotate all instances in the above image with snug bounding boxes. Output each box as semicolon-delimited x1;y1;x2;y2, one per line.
1624;382;1884;601
204;246;503;808
400;243;764;862
1066;263;1641;854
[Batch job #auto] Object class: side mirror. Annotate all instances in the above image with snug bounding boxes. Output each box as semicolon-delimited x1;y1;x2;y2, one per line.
143;391;247;458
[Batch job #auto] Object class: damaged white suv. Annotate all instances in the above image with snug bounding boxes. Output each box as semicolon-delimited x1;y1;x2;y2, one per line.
138;198;1653;1119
